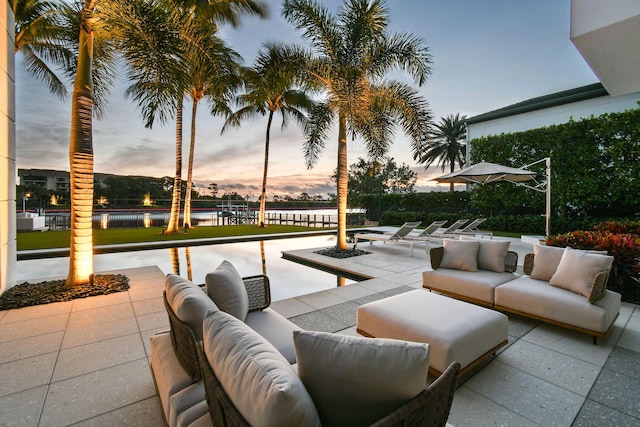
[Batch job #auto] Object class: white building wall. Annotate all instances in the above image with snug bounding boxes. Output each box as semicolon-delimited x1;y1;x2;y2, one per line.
0;1;16;294
468;91;640;140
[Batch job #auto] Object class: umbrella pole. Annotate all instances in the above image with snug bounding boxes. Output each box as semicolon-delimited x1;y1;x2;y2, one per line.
545;157;551;237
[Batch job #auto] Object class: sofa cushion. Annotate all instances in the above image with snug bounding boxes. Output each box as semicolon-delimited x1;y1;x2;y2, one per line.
165;274;218;340
422;268;517;306
440;239;480;272
549;248;614;300
460;236;510;272
202;310;321;427
205;260;249;321
494;276;621;334
529;245;566;281
150;332;195;422
293;330;429;427
245;308;302;364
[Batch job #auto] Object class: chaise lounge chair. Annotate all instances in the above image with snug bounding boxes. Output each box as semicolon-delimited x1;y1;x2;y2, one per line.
453;218;492;238
354;221;428;256
405;220;448;241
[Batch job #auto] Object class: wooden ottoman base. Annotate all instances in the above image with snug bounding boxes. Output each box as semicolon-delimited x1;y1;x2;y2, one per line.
356;290;508;377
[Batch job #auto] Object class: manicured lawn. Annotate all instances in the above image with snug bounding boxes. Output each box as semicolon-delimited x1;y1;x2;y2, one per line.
17;225;330;251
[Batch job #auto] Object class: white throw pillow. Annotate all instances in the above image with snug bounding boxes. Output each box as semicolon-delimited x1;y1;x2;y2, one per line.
549;247;614;299
293;330;429;427
165;274;218;340
440;239;480;271
205;260;249;321
460;236;510;272
529;245;566;281
202;310;321;427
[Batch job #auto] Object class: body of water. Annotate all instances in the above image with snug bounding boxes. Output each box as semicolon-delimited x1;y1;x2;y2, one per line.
16;235;358;301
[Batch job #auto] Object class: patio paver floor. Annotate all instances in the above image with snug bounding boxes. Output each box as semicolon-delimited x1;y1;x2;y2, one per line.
1;235;638;426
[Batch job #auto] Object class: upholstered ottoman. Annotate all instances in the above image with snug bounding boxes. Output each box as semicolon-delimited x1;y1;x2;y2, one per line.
357;290;508;376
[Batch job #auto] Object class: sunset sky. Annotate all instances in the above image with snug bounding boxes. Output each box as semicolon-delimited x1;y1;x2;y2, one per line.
15;0;598;198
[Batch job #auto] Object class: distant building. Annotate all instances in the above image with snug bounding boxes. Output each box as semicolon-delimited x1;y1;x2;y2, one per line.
466;83;640;145
17;169;153;192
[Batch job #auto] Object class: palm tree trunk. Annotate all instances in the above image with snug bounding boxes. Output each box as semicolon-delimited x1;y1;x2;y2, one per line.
65;0;95;287
259;111;274;227
260;240;267;276
170;247;180;275
336;113;348;250
183;99;199;229
166;99;183;233
449;158;455;192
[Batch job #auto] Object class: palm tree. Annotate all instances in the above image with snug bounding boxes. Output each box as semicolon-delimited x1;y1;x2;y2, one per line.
183;27;242;229
12;0;72;99
419;113;467;191
222;43;314;227
282;0;433;250
118;0;268;234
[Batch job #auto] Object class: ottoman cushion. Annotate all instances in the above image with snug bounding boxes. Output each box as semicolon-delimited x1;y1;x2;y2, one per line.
357;290;508;373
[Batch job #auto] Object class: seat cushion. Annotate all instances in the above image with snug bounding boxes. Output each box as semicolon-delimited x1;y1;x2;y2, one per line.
495;276;621;333
293;330;429;427
245;308;302;364
440;239;480;271
165;274;218;340
150;332;195;422
357;290;508;373
423;268;517;305
202;310;321;427
169;382;206;427
205;260;249;321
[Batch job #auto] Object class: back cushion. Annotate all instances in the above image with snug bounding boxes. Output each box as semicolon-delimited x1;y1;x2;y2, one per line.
460;237;510;272
549;247;614;300
202;310;321;427
294;330;429;427
165;274;218;340
440;239;480;271
529;245;566;281
205;260;249;321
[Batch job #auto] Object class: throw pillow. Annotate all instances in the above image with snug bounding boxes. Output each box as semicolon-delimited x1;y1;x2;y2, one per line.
205;260;249;321
202;310;321;427
529;245;566;281
440;239;480;271
549;247;614;299
165;274;218;340
460;236;510;272
293;330;429;427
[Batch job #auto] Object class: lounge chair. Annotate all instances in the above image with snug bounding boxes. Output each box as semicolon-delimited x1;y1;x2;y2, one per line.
422;218;470;240
355;221;428;256
405;220;448;241
453;218;493;238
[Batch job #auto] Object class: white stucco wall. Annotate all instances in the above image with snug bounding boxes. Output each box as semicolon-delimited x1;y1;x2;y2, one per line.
467;90;640;141
1;2;16;294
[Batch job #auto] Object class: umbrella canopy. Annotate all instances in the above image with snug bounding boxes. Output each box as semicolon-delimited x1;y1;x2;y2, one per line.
434;162;538;185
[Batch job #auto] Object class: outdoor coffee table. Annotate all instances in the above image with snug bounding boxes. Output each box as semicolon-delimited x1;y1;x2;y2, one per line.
357;289;508;376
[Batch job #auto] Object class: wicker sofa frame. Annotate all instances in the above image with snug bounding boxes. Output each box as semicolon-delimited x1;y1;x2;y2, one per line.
160;274;461;426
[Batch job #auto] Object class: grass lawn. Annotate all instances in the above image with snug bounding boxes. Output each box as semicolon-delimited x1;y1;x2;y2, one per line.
17;225;330;251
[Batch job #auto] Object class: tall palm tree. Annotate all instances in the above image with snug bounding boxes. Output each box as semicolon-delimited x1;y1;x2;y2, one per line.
282;0;433;250
183;27;242;229
13;0;116;286
222;43;314;227
419;113;467;191
118;0;267;234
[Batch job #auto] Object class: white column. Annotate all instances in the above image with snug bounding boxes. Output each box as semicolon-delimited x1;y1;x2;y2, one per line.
1;2;16;294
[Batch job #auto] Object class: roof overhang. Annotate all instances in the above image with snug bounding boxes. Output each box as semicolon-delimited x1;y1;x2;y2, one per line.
570;0;640;96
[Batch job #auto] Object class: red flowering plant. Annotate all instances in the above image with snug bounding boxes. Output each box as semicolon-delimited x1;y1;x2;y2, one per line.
547;223;640;303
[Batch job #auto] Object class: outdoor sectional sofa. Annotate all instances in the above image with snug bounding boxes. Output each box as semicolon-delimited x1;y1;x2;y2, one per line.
422;239;621;344
150;260;460;427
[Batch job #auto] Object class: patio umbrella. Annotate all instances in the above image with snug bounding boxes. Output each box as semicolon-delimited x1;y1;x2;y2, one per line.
434;158;551;236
